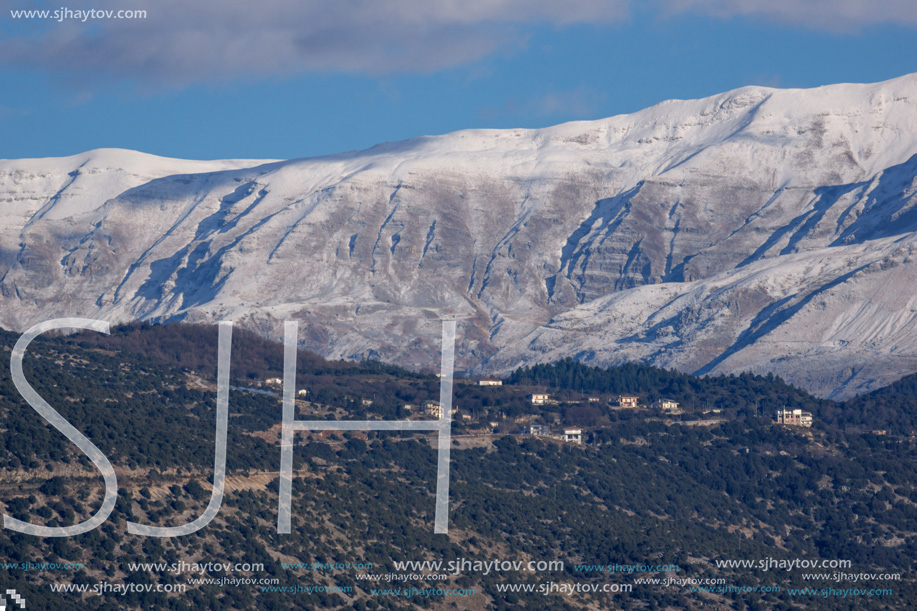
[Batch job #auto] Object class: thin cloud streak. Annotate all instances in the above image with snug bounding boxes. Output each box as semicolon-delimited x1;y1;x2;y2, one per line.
0;0;629;86
662;0;917;32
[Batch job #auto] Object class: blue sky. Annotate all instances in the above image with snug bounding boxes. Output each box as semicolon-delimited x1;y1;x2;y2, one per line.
1;0;916;161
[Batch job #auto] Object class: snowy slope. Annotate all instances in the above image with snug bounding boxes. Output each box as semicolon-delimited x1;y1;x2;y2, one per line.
2;75;917;398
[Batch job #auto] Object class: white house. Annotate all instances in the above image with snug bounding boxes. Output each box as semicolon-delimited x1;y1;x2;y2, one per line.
618;396;639;408
479;378;503;386
528;424;549;436
563;428;582;444
531;394;550;405
775;409;813;427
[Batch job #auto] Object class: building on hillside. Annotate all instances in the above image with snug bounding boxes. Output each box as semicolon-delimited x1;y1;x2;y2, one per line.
479;378;503;386
297;389;308;397
528;424;550;436
587;397;600;402
656;399;679;411
424;401;443;418
531;394;550;405
618;396;639;408
423;401;456;418
775;408;813;427
361;398;373;407
563;428;582;444
265;377;283;386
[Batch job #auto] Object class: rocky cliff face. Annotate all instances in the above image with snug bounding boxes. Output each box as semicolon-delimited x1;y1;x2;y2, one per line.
2;75;917;398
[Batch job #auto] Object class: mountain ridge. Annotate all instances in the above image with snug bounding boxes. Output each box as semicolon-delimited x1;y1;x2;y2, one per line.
2;73;917;398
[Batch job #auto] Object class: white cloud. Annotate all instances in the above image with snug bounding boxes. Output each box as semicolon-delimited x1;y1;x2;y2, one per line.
662;0;917;31
3;0;913;89
0;0;629;86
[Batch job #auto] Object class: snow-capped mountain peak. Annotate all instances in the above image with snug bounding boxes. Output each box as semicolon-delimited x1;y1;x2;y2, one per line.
3;74;917;398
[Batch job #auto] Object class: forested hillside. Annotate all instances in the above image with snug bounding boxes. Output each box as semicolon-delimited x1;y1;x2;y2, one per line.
0;325;914;610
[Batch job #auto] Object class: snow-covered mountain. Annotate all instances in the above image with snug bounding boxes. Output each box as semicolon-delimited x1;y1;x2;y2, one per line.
3;75;917;398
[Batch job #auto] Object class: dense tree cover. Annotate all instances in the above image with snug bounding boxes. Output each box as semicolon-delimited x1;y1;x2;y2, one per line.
509;357;917;434
508;358;815;408
831;371;917;435
68;322;431;382
0;326;915;609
